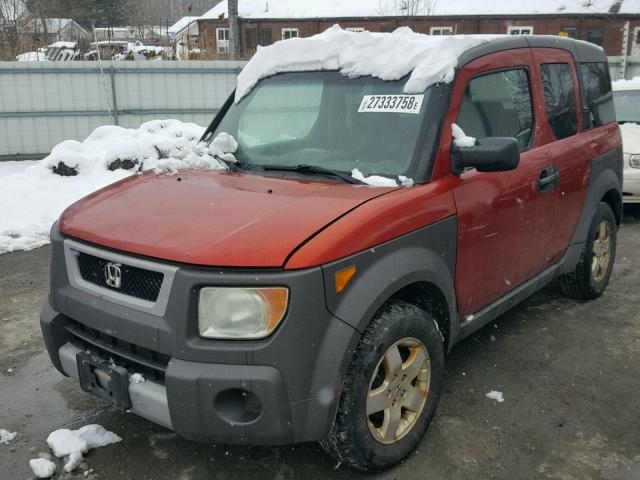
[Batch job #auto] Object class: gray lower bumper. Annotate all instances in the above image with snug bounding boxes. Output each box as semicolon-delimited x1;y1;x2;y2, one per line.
58;342;173;430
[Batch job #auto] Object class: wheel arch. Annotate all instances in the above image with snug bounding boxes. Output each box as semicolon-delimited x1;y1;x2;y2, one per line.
321;217;460;353
601;188;623;227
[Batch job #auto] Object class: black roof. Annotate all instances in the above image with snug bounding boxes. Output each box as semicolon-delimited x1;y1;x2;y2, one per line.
458;35;607;68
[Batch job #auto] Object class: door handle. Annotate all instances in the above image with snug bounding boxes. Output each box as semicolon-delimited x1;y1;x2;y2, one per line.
538;165;560;193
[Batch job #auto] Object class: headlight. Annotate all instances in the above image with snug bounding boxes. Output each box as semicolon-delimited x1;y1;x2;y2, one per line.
630;154;640;169
198;287;288;339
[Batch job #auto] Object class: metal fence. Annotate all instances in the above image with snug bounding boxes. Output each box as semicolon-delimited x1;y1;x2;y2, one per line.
0;57;638;161
0;60;246;160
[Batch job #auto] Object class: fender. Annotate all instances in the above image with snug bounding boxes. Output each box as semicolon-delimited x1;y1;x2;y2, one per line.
321;216;459;351
562;146;623;274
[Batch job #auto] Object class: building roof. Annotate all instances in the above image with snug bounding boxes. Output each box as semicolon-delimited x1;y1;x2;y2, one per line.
23;18;86;34
168;16;200;34
201;0;640;20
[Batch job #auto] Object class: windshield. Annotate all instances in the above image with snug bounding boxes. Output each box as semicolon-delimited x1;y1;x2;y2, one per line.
210;72;432;179
614;90;640;123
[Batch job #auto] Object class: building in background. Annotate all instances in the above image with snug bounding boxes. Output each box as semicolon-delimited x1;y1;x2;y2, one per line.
169;16;200;59
197;0;640;60
20;18;89;51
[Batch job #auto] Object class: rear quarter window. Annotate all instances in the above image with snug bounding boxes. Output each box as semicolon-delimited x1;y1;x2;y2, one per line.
541;63;578;140
578;62;615;129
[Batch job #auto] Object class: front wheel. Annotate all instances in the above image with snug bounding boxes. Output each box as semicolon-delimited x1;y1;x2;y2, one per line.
558;202;617;300
320;301;444;472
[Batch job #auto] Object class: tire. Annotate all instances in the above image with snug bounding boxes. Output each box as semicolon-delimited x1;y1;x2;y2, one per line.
320;300;445;472
558;202;617;300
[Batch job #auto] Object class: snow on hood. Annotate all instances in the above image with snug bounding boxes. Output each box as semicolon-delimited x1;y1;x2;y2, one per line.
0;120;235;255
620;123;640;154
235;25;494;102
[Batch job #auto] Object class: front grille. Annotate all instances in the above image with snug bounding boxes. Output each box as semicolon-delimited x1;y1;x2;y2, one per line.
77;252;163;302
66;321;170;381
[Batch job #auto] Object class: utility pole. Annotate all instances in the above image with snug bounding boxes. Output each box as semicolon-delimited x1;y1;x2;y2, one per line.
620;21;630;80
228;0;240;60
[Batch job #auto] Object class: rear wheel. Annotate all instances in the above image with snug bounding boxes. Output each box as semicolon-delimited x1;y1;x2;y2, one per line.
320;301;444;472
559;202;617;300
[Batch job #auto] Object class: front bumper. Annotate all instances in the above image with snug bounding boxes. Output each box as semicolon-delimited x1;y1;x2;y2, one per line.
41;226;360;445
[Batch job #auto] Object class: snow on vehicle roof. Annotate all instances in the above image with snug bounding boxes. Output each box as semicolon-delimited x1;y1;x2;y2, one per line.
235;25;495;102
202;0;640;19
47;41;77;49
612;77;640;91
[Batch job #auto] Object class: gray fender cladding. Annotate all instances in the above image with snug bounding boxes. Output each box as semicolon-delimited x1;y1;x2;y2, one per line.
321;216;458;342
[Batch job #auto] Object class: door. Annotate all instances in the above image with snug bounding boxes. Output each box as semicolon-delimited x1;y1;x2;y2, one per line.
440;49;556;318
530;48;592;262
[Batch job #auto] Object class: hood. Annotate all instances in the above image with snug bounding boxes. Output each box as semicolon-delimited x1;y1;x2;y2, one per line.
60;170;398;267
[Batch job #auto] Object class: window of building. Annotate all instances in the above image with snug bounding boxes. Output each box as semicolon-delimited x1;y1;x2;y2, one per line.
244;27;258;49
541;63;578;140
578;62;615;128
216;28;229;54
282;28;299;40
560;27;578;38
586;28;604;46
346;27;365;33
430;26;453;35
456;68;534;152
259;28;272;46
508;26;534;35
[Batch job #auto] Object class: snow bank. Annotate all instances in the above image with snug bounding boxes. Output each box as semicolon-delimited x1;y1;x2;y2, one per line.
620;123;640;154
16;51;47;61
0;120;234;254
29;458;56;478
486;390;504;403
612;76;640;91
451;123;476;148
0;429;17;444
46;425;121;474
236;25;493;102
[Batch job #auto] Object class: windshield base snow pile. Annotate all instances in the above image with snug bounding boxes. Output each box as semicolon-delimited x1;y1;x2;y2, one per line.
235;25;494;102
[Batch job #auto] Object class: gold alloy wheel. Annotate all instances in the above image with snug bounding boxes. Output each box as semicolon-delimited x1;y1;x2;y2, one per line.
366;337;430;444
592;220;612;283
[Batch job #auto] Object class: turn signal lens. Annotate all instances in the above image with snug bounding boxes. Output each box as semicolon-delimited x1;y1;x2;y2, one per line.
198;287;288;339
629;154;640;169
335;266;357;293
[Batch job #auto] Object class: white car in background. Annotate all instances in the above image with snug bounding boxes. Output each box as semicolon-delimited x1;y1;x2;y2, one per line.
613;78;640;203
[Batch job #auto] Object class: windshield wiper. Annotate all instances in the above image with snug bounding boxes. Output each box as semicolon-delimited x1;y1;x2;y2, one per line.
261;164;365;185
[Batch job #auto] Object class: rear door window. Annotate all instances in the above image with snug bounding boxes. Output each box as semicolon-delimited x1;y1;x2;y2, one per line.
579;62;615;128
541;63;578;140
456;68;534;151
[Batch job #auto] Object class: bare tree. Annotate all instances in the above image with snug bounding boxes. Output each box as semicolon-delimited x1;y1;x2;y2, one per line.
0;0;26;58
378;0;438;16
228;0;239;59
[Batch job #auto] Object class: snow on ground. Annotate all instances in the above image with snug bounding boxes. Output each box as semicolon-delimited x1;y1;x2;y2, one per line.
0;120;234;255
29;458;56;478
0;429;17;444
236;25;493;102
486;390;505;403
451;123;477;148
15;51;47;61
40;424;121;476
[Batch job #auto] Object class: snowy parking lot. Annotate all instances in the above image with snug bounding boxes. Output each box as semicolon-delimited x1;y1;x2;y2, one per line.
1;207;639;479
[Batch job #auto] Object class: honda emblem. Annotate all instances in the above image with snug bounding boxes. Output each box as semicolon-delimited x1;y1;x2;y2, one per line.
104;262;122;289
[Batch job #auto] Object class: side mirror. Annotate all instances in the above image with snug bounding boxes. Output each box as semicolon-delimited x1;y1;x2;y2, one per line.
452;137;520;174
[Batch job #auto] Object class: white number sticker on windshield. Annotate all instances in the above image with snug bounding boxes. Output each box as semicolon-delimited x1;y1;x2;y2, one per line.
358;95;424;114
